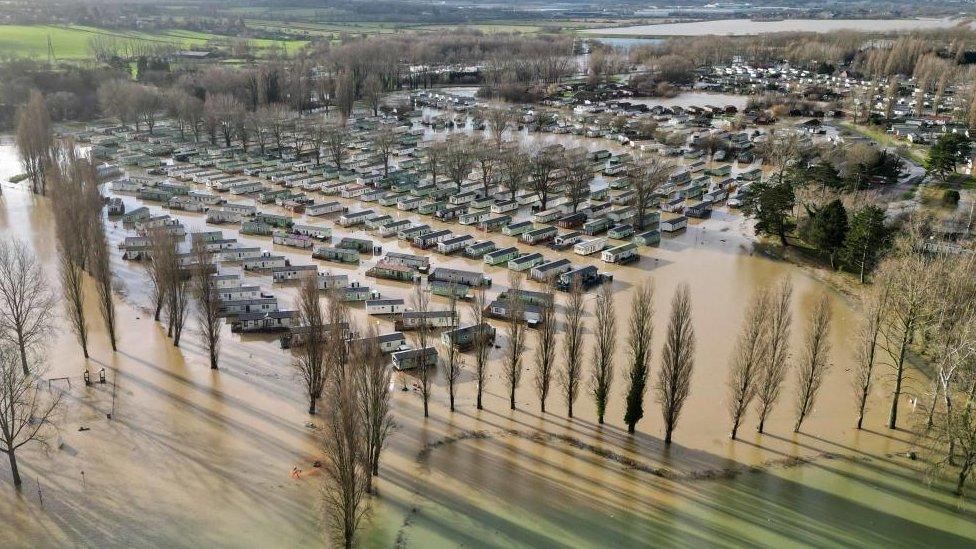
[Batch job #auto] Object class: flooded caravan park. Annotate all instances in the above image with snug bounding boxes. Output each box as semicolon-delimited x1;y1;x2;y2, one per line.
1;131;975;548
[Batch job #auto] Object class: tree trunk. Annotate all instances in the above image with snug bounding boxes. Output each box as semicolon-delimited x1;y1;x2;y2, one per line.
308;398;316;415
18;338;28;376
7;450;21;488
627;422;635;434
476;385;483;410
889;333;909;429
510;389;515;410
757;417;766;434
423;399;429;418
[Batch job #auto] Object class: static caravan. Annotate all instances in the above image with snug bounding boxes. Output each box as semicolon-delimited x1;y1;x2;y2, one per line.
366;262;419;283
365;214;394;230
607;225;635;240
398;310;458;331
435;204;467;222
338;209;376;227
438;234;475;254
292;224;331;241
254;212;292;229
312;246;360;265
217;285;262;301
484;246;520;266
583;217;613;236
241;221;273;236
392;347;438;371
530;258;572;282
549;231;583;251
508;252;545;272
685;202;712;219
398;224;430;241
662;197;685;213
428;267;491;288
231;310;296;334
601;243;639;264
459;210;489;226
573;237;607;256
348;331;405;355
633;230;661;246
485;299;543;326
704;189;728;203
379;219;412;237
533;208;563;224
414;229;452;249
219;247;262;262
429;280;470;300
440;323;496;351
464;240;496;258
378;192;401;207
337;237;378;254
307;201;347;217
243;253;288;271
398;196;424;211
557;265;602;292
271;264;318;283
502;221;534;237
417;200;446;216
521;226;558;245
219;298;279;318
661;216;688;233
383;252;430;273
230;181;264;195
122;207;151;226
491;200;519;214
365;299;406;316
479;215;512;232
556;212;587;229
272;231;314;249
336;284;378;302
317;273;349;290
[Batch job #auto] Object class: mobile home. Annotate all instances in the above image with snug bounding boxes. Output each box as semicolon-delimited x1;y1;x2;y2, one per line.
601;243;639;264
573;237;607;256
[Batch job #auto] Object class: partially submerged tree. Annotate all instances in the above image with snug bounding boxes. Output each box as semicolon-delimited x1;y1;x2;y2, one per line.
0;346;61;488
756;280;793;434
14;90;53;194
294;275;327;414
0;239;56;376
590;283;616;425
561;280;586;418
470;288;491;410
657;284;696;445
443;287;463;412
355;326;394;491
410;283;434;417
629;156;672;230
534;279;558;414
881;254;928;430
853;282;890;430
624;281;654;434
727;289;770;440
793;295;833;433
191;243;221;370
504;272;528;410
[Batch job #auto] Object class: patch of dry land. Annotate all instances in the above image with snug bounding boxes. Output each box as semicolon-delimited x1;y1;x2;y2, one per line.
0;137;974;547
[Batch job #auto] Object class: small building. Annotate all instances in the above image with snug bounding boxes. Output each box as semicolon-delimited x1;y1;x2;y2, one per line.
428;267;491;288
397;310;459;331
661;216;688;232
530;258;572;282
231;311;295;333
366;262;419;283
392;347;438;371
365;299;406;316
440;323;496;351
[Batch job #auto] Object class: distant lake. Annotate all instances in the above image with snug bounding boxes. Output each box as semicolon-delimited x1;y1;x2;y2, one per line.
592;37;664;51
583;18;968;36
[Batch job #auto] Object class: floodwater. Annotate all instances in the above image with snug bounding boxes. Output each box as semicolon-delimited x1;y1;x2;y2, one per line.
623;92;750;110
583;18;967;37
1;132;974;547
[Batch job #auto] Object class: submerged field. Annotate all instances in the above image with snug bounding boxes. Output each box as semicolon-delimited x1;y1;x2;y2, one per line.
0;130;974;547
0;25;308;59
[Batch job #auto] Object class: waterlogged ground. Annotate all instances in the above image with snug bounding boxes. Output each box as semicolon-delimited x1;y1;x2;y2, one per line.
1;137;974;547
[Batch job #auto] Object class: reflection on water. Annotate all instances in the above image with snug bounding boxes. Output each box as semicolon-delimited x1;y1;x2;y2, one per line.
1;135;973;547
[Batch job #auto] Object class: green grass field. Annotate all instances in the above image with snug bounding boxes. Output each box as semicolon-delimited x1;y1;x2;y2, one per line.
0;25;308;60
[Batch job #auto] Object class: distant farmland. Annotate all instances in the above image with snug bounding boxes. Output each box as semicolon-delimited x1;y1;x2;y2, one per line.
0;25;308;59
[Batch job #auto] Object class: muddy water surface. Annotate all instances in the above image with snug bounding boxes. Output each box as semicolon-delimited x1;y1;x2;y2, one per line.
1;136;974;547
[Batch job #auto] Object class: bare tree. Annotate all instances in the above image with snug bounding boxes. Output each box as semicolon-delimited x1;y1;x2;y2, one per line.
443;286;463;412
325;119;350;169
320;351;369;548
146;228;174;321
590;283;616;425
294;275;327;414
88;203;117;352
191;243;221;370
410;284;434;417
561;280;586;418
756;280;793;434
48;153;89;357
472;140;498;198
500;146;531;201
15;90;53;194
853;281;890;430
165;250;191;347
629;157;672;231
533;278;558;413
373;127;397;179
793;295;832;433
443;135;475;192
470;288;491;410
529;146;561;211
727;290;770;440
624;281;654;434
882;254;928;429
423;140;445;187
57;245;88;358
504;272;527;410
484;108;514;149
0;347;61;488
355;326;394;491
324;290;350;384
0;239;56;375
563;150;592;214
656;284;696;445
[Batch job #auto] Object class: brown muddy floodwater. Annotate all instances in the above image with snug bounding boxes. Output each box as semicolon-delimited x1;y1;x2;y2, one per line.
0;136;974;548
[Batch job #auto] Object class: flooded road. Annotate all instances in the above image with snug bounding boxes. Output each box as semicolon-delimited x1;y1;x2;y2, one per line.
1;135;974;547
